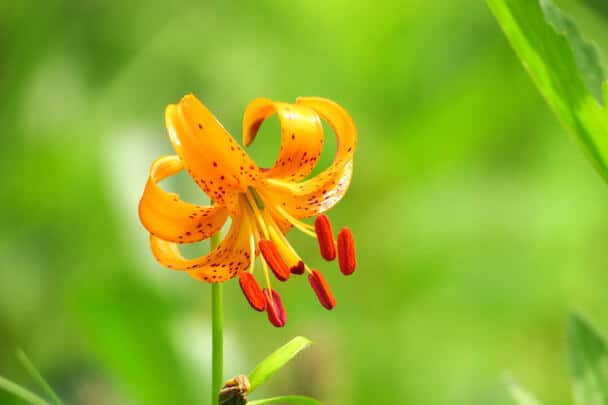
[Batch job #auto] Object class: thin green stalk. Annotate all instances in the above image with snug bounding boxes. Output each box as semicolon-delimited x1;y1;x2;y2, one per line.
210;232;222;405
248;395;322;405
0;376;51;405
16;349;64;405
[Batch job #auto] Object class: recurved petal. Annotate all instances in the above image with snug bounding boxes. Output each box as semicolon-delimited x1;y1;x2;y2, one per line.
138;155;229;243
242;97;324;181
149;216;251;283
166;94;261;214
262;97;357;219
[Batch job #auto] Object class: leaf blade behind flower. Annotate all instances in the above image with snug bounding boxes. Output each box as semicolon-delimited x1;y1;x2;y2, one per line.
16;349;64;405
487;0;608;182
567;313;608;405
248;336;312;393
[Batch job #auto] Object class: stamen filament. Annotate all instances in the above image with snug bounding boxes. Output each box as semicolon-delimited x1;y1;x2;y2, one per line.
260;258;274;305
245;191;269;239
257;189;316;234
247;233;256;274
265;213;306;268
242;206;258;275
242;196;273;296
272;203;315;231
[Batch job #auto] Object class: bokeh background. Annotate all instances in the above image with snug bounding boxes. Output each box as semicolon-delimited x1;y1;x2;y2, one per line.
2;0;608;404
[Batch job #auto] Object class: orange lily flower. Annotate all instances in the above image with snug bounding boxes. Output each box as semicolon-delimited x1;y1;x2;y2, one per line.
138;94;357;327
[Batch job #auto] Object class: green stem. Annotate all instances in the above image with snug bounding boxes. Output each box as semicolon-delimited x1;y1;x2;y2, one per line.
16;349;64;405
0;375;51;405
210;232;222;405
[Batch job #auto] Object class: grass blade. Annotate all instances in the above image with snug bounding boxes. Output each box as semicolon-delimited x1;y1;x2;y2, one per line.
567;313;608;405
504;375;542;405
16;349;64;405
248;336;312;393
487;0;608;182
0;376;52;405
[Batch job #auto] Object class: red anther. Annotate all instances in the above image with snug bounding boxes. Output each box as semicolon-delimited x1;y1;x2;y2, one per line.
258;240;290;281
290;260;306;275
314;214;336;261
238;272;266;311
337;227;356;275
308;269;336;310
263;288;286;327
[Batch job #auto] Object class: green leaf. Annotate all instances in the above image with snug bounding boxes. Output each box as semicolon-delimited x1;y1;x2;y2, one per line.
581;0;608;21
0;376;51;405
68;274;200;405
248;336;312;393
505;375;542;405
567;314;608;405
248;395;322;405
16;350;64;405
487;0;608;182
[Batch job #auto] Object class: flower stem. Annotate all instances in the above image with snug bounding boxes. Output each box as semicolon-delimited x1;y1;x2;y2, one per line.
210;232;222;405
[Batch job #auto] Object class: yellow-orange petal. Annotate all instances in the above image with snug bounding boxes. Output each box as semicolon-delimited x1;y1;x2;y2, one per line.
262;97;357;219
149;216;251;283
242;98;324;182
165;94;261;214
138;155;229;243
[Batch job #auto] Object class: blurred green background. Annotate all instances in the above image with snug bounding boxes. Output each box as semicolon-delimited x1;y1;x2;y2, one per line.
2;0;608;404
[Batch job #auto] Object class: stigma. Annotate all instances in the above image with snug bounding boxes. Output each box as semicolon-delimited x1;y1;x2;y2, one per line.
236;188;356;327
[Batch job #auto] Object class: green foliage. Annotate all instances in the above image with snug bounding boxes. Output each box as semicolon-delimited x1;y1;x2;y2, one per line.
0;376;50;405
0;351;61;405
16;350;63;405
581;0;608;21
568;314;608;405
249;396;322;405
487;0;608;181
506;376;542;405
506;314;608;405
69;274;199;405
3;0;608;403
248;337;312;394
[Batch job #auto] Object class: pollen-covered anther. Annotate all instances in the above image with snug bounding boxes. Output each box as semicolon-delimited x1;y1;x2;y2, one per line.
258;240;290;281
314;214;336;261
238;272;266;311
263;288;287;327
290;260;306;275
308;269;336;310
337;227;356;275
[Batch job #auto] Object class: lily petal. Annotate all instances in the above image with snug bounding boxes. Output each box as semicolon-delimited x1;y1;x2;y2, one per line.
139;155;229;243
166;94;261;214
149;216;250;282
242;97;324;181
263;97;357;219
